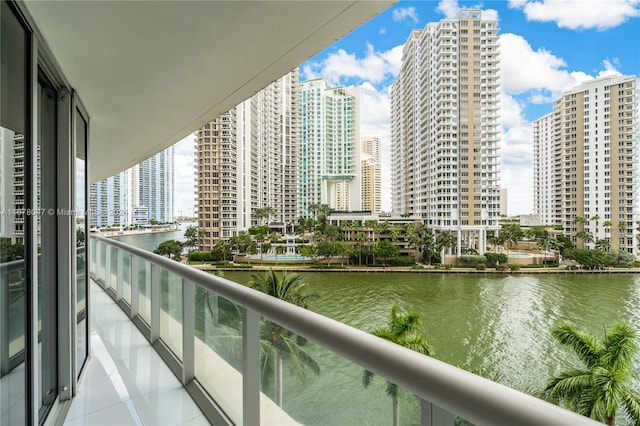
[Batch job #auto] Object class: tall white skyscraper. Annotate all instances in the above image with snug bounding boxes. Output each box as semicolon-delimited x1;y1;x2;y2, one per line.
89;146;174;227
196;70;299;249
298;78;361;216
138;146;174;223
391;10;501;255
533;75;639;253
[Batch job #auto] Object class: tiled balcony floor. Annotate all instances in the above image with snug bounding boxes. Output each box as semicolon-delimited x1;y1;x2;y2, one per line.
64;281;208;425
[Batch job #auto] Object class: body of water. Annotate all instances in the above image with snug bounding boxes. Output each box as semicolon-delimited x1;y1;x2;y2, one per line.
118;232;640;425
109;222;193;252
222;271;640;425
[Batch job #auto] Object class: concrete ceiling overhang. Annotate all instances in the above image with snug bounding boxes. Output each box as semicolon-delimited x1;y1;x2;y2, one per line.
23;0;395;182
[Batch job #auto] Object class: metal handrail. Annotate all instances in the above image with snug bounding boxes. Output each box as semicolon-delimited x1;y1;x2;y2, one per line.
93;235;599;425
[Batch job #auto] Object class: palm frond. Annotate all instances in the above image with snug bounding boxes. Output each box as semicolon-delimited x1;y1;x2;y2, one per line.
544;368;592;400
551;324;601;368
601;322;638;373
621;392;640;426
363;369;375;388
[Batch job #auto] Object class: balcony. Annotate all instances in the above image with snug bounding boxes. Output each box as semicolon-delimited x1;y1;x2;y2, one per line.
79;236;597;425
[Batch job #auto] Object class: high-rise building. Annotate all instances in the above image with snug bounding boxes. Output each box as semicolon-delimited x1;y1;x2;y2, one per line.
89;146;174;227
196;70;299;250
390;10;501;255
298;78;361;216
533;112;560;225
0;128;29;243
89;172;129;228
533;75;639;252
361;136;381;213
138;146;174;223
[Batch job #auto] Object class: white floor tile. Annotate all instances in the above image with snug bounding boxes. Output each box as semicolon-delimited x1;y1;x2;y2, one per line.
64;281;206;425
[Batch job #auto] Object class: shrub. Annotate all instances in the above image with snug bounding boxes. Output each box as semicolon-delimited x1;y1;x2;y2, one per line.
495;264;508;271
188;250;215;262
485;252;507;267
476;263;486;270
509;263;521;271
445;264;452;270
388;255;416;266
460;255;487;266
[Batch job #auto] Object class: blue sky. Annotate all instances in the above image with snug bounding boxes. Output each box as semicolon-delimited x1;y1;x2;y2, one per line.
174;0;640;217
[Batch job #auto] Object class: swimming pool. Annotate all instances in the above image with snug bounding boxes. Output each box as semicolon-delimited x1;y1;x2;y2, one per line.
507;252;533;258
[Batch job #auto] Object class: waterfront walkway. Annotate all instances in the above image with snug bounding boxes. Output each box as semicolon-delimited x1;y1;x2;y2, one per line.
189;264;640;274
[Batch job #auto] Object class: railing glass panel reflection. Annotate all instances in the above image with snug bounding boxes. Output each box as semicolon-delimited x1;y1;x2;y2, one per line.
89;236;599;426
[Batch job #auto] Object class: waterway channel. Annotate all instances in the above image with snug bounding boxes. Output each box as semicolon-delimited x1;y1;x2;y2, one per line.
116;231;640;425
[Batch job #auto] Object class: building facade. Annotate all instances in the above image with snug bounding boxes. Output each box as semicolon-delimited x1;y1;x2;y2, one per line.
533;112;560;225
196;70;299;250
533;75;639;252
89;146;174;227
361;136;382;213
138;146;174;223
298;78;361;216
390;10;501;255
0;128;30;243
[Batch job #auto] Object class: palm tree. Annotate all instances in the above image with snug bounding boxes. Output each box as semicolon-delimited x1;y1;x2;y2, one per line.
436;230;454;265
576;230;595;248
249;270;319;407
363;304;433;426
541;322;640;426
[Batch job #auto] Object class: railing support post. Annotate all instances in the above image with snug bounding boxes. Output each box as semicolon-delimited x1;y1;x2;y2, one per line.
242;308;260;426
116;249;124;301
105;244;111;289
130;256;139;318
150;264;160;342
421;399;455;426
0;263;9;376
182;279;194;384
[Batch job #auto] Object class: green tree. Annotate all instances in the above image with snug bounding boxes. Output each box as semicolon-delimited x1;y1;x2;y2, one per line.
316;239;340;262
563;248;613;270
595;239;610;251
435;230;454;265
249;270;319;407
254;206;274;225
363;305;433;426
576;230;595;248
183;225;204;251
153;239;184;261
355;231;368;266
373;239;399;266
500;224;523;255
541;322;640;426
211;239;232;261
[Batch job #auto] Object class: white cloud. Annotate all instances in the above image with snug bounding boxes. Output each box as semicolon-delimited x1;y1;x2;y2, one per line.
172;134;196;217
392;6;419;23
302;43;403;86
379;27;387;35
437;0;460;18
509;0;640;30
436;0;499;20
499;33;622;97
500;94;535;214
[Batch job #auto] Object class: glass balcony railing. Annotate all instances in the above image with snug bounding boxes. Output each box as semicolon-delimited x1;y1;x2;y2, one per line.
89;236;599;426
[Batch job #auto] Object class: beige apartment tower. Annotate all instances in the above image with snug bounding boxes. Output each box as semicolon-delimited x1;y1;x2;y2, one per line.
196;70;299;250
534;75;639;253
361;136;382;213
391;10;501;255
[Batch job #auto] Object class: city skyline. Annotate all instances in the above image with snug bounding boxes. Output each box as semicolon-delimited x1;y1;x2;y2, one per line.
173;0;639;217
